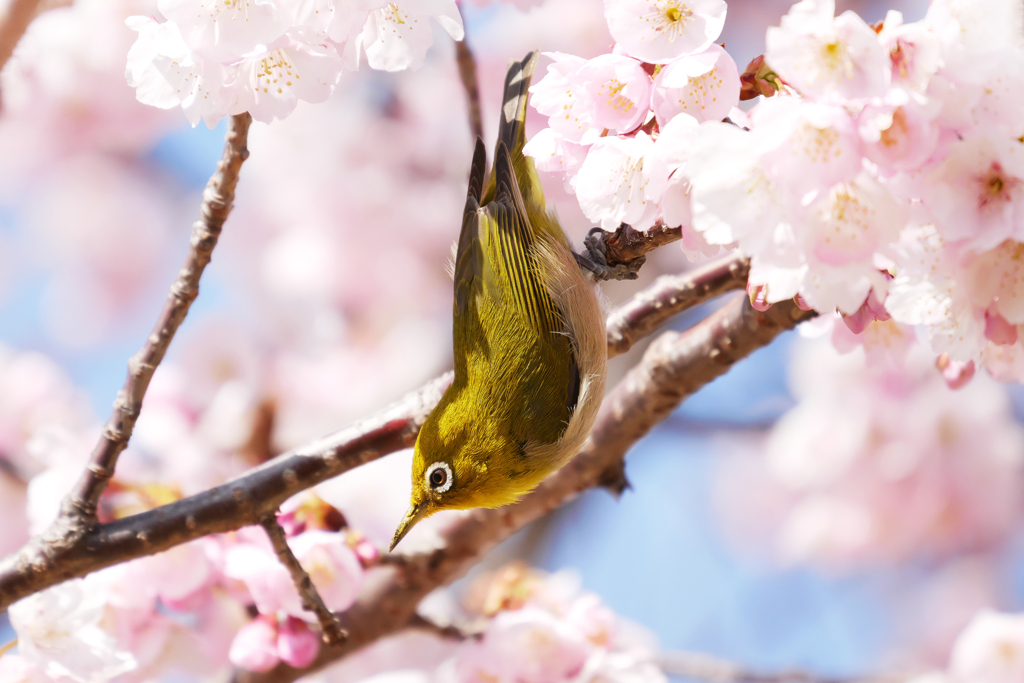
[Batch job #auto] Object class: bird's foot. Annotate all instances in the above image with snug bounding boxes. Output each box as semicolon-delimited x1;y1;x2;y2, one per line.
575;227;646;282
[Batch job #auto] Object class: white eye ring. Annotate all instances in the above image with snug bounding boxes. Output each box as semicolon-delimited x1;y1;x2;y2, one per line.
425;461;453;493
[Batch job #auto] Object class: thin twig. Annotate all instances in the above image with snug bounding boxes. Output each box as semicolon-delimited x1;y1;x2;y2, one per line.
454;36;483;143
0;0;42;73
235;297;818;683
260;514;347;645
656;651;898;683
405;614;481;641
62;113;252;524
0;264;779;609
606;253;750;358
0;114;252;610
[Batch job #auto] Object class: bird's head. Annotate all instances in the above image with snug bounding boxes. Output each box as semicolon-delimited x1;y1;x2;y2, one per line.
389;414;527;551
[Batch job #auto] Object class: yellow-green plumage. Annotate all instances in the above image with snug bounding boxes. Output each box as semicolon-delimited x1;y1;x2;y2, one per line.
391;52;607;551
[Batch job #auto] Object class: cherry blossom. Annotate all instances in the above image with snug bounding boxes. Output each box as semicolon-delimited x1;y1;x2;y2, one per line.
349;0;464;73
578;54;651;135
764;0;889;102
529;52;599;144
574;132;657;231
650;43;739;125
8;579;137;683
715;339;1024;569
604;0;727;64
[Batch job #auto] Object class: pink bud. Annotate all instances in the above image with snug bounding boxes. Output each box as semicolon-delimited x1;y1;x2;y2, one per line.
748;282;770;312
936;353;976;390
229;617;280;672
277;617;320;668
985;307;1018;345
350;534;379;566
842;307;870;335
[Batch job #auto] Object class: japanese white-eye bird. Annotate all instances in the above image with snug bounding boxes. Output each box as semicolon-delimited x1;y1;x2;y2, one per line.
389;52;607;551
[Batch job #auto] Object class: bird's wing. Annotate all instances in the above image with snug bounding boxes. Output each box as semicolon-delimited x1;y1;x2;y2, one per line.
451;141;580;441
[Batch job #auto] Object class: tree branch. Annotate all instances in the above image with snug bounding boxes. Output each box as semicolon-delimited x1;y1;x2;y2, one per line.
588;221;683;267
260;514;347;645
0;0;41;74
63;112;252;524
0;258;768;610
454;36;483;144
234;296;817;683
606;253;750;358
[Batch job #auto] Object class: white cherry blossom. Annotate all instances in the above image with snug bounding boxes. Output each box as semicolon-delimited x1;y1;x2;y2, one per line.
125;16;231;128
575;132;658;230
765;0;889;102
156;0;287;63
604;0;727;65
233;37;344;124
950;611;1024;683
9;579;137;683
349;0;464;72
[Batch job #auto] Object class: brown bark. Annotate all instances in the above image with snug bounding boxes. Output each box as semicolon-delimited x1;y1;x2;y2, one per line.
606;253;750;358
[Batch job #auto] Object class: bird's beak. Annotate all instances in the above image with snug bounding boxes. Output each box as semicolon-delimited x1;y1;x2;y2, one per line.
390;501;429;552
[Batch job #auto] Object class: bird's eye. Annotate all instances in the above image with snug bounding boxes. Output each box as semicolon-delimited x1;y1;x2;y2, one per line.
425;462;453;493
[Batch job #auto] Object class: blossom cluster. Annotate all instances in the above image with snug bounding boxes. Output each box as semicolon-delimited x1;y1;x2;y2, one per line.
124;0;464;126
4;491;374;682
528;0;1024;384
413;563;665;683
715;338;1024;570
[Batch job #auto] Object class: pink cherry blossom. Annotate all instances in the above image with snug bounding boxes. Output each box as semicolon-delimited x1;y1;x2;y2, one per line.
529;52;597;144
604;0;727;65
753;97;863;204
523;128;589;194
574;132;657;230
765;0;889;102
454;607;592;683
920;135;1024;254
650;44;739;125
229;617;280;673
876;11;941;94
578;54;651;135
857;88;940;173
276;617;321;669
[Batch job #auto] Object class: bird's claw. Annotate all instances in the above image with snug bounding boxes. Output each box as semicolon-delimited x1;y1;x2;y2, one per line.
576;227;646;281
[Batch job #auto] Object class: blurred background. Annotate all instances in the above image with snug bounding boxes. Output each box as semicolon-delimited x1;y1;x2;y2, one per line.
6;0;1024;679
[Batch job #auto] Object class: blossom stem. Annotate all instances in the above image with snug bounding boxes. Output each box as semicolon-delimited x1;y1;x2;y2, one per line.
259;514;348;646
0;0;42;73
60;113;252;524
0;639;16;656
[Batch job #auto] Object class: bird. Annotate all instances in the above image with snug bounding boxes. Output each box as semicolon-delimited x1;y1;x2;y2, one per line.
389;51;608;551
